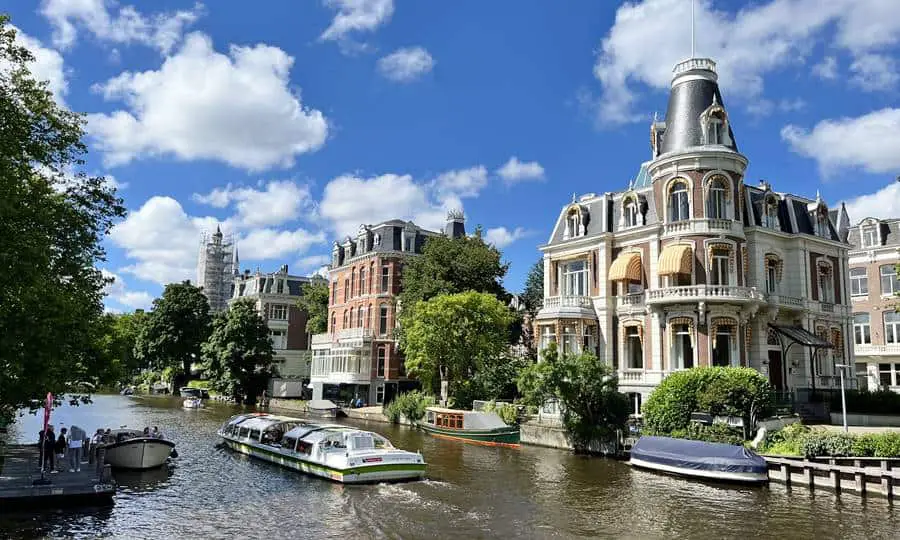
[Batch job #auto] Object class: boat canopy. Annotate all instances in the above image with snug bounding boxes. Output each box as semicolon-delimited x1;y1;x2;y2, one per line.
630;436;767;474
426;407;509;430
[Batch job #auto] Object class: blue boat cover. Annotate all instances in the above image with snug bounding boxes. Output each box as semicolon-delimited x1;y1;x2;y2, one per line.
630;436;767;474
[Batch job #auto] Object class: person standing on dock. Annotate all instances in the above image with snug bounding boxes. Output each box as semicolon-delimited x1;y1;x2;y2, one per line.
68;425;85;472
43;425;56;473
55;427;67;466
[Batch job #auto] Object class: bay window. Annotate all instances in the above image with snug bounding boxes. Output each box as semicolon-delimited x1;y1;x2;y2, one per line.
561;260;589;297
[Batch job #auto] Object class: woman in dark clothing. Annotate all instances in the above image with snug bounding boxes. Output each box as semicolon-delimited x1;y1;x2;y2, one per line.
55;428;68;462
43;426;56;472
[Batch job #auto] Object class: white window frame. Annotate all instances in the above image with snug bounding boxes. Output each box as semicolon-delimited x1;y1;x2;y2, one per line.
711;326;738;368
270;304;288;320
375;385;385;405
709;249;731;286
379;305;389;336
669;323;694;370
269;330;286;350
625;326;643;369
539;326;556;353
766;259;779;294
886;312;900;345
818;266;835;304
668;182;690;223
850;268;868;297
862;227;878;248
854;313;871;345
706;179;727;219
623;200;638;228
881;265;899;296
562;260;588;297
561;324;578;356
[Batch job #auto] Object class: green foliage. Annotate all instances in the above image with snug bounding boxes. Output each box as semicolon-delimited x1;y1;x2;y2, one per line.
643;367;772;437
403;292;514;405
521;259;544;316
517;343;629;452
482;401;519;425
758;425;900;458
0;16;127;412
201;300;276;405
799;432;855;457
669;423;745;446
830;389;900;415
384;391;435;423
139;281;212;386
473;352;531;402
296;279;329;335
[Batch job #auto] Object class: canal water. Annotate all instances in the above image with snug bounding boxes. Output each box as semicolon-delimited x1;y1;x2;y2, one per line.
1;395;898;539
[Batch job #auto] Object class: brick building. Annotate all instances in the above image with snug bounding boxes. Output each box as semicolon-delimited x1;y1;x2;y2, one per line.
535;56;854;413
847;217;900;391
310;213;466;405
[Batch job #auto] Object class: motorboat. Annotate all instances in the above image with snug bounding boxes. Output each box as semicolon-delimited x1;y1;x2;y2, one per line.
102;429;176;470
119;386;135;396
218;413;426;484
419;407;520;447
183;397;203;409
306;399;340;418
628;436;769;484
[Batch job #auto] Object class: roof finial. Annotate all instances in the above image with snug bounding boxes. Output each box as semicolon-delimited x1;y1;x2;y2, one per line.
571;192;577;203
816;189;822;203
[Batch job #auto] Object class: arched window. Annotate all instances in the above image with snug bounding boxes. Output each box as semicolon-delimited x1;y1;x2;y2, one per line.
360;266;367;295
706;178;727;219
817;262;835;303
763;196;779;228
707;112;725;145
623;199;638;227
564;206;586;239
668;181;690;222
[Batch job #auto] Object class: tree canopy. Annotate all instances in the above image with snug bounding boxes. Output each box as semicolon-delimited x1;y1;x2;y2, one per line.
138;282;211;387
297;278;329;335
521;258;544;316
402;291;513;406
0;17;126;414
201;299;276;404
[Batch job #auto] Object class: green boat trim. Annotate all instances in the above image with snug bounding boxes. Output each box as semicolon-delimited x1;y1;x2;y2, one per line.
418;423;520;447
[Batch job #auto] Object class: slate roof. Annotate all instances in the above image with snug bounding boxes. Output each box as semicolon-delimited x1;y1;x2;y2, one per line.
658;68;738;155
847;218;900;249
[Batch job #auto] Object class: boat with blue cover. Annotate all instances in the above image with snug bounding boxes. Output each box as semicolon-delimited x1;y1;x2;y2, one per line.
629;436;768;484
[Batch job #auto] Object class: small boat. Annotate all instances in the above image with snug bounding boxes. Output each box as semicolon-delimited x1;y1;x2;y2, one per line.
218;413;426;484
183;397;203;409
628;436;769;484
419;407;520;447
180;387;201;398
306;399;340;418
119;386;135;396
103;430;176;470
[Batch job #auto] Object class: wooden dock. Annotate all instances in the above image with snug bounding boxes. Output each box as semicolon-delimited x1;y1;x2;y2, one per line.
764;456;900;500
0;444;115;509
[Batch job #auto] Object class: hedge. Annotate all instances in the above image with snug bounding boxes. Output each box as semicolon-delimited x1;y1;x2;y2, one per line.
829;390;900;416
759;424;900;458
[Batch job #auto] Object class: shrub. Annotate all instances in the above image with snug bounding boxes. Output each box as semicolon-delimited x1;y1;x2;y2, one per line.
643;367;772;437
799;432;855;457
759;425;900;458
851;434;879;457
384;391;435;424
831;390;900;415
670;422;744;446
483;401;520;425
873;432;900;457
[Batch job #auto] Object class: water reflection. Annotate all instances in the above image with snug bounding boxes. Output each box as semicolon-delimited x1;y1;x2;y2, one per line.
2;396;899;539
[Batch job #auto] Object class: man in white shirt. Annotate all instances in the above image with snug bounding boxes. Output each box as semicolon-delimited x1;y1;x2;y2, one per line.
68;425;85;472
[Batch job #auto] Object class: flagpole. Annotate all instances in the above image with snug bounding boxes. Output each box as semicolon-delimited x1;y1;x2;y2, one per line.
691;0;696;58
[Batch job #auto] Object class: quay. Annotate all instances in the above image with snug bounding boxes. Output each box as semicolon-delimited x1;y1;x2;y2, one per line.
0;444;115;509
764;455;900;500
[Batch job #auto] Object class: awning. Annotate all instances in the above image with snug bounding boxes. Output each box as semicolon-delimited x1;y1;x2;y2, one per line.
658;244;693;276
768;324;833;348
609;251;642;281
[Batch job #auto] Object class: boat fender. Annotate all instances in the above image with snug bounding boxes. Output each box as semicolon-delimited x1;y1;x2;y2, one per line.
170;448;179;459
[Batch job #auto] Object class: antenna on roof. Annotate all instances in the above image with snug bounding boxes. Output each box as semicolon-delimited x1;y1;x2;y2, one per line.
690;0;696;58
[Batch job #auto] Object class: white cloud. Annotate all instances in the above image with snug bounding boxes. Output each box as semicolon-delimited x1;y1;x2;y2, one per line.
295;254;331;274
87;32;329;172
101;269;153;309
782;108;900;176
320;0;394;42
433;166;488;199
9;25;68;104
40;0;202;54
850;54;899;92
496;157;545;184
592;0;900;125
745;97;806;117
193;180;315;227
842;182;900;223
484;227;530;249
812;56;838;80
377;47;434;82
238;228;325;260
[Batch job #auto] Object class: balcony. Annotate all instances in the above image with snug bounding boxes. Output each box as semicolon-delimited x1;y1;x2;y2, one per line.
337;327;373;340
618;369;665;386
616;293;646;312
662;218;743;238
855;344;900;357
537;295;596;321
543;295;593;308
647;285;763;305
766;294;805;309
311;333;330;346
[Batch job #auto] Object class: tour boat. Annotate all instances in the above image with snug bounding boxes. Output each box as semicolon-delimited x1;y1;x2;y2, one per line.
628;436;769;484
103;430;177;470
180;387;210;399
419;407;520;447
182;397;203;409
217;413;426;484
306;399;340;418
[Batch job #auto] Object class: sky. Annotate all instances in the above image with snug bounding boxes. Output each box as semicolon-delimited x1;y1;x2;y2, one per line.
5;0;900;313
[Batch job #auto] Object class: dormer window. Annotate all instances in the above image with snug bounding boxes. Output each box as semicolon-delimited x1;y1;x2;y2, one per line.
563;205;588;239
623;199;638;228
373;233;381;246
763;197;780;229
706;177;727;219
708;114;724;144
816;215;830;238
668;180;690;222
862;226;879;247
699;97;732;147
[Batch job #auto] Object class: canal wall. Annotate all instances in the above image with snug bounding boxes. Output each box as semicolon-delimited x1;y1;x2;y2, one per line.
520;419;617;454
269;398;307;412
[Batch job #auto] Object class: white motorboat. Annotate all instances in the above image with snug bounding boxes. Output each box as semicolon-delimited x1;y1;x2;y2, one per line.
629;436;769;484
183;397;203;409
218;413;426;484
103;430;176;470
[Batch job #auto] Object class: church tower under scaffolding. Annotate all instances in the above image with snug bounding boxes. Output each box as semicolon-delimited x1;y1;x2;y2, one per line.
197;226;235;313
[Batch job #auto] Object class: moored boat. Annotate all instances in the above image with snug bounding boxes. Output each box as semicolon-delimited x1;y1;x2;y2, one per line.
419;407;520;447
628;436;768;484
217;413;426;484
103;430;176;470
183;398;203;409
306;399;340;418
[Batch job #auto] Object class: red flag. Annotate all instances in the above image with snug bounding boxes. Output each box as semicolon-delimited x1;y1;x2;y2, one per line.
43;392;52;434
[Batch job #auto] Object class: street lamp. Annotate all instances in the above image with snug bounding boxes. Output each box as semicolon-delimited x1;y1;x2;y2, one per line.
835;364;850;433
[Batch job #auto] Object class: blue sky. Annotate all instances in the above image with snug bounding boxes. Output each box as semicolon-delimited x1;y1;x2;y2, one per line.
5;0;900;312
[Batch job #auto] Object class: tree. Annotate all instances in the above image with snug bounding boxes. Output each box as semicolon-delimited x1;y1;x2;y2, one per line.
521;258;544;316
140;282;212;388
403;292;514;406
297;278;329;335
518;344;629;452
201;299;276;404
0;17;126;414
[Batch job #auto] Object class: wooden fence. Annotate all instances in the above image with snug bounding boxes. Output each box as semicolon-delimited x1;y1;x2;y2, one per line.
764;456;900;499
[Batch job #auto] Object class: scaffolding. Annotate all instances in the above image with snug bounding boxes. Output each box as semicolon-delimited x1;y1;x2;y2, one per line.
197;227;234;313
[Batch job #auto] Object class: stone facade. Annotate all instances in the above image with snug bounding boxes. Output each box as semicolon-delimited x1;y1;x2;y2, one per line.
847;217;900;392
535;57;854;413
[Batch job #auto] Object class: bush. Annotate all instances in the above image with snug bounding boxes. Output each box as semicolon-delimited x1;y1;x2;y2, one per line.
384;391;435;424
759;426;900;458
831;390;900;415
643;367;772;437
670;422;744;446
483;401;519;425
799;432;855;457
873;432;900;457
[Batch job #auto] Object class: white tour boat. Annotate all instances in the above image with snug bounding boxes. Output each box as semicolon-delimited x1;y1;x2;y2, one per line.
103;429;176;470
218;413;426;484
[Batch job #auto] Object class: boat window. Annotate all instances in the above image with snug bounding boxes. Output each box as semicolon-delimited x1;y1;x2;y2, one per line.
426;411;434;423
249;429;261;441
351;435;374;450
297;441;313;455
372;434;392;449
282;436;297;451
238;427;250;438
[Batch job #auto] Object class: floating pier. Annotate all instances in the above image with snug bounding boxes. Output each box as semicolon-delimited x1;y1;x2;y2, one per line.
0;444;115;508
764;455;900;500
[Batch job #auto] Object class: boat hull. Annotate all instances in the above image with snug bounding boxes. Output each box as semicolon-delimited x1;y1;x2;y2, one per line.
629;457;769;484
419;423;520;447
306;408;338;419
220;436;426;483
104;438;176;470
